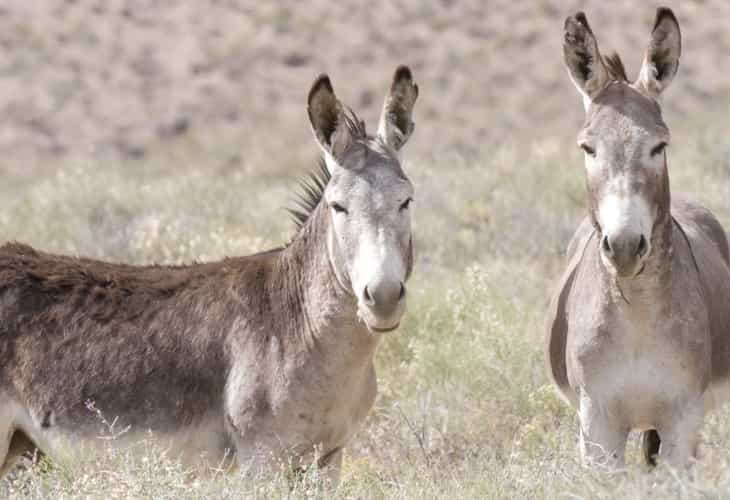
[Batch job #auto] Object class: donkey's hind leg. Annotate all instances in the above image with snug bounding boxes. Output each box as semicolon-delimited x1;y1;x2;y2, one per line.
0;430;41;477
0;429;10;478
0;399;15;477
0;395;41;478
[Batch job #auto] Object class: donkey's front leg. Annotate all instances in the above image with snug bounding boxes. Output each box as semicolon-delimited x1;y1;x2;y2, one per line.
657;402;703;468
288;446;343;492
318;447;343;491
579;392;628;467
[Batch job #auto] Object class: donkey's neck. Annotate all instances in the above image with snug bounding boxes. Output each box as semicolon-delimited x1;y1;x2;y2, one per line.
277;202;378;362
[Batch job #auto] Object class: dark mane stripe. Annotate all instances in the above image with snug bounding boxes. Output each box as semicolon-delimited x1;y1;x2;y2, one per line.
603;52;628;82
342;107;368;141
287;159;331;232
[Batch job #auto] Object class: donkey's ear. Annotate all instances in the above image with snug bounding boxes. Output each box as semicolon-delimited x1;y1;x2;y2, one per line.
307;74;351;161
563;12;610;109
636;8;681;98
377;66;418;151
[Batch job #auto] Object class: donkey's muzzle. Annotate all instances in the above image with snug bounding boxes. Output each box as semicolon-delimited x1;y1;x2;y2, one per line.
361;279;406;331
601;232;649;277
363;281;405;318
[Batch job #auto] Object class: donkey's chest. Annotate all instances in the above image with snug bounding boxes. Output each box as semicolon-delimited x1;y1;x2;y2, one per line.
567;302;711;403
274;363;376;442
227;357;377;462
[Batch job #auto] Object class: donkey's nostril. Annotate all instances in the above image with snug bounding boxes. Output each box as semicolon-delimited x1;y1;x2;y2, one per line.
363;280;403;318
602;235;612;254
637;235;648;257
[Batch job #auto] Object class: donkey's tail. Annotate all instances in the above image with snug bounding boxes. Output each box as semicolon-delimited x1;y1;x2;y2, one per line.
640;429;661;466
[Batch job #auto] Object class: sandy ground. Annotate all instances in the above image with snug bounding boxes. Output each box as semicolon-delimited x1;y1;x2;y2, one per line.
1;0;728;186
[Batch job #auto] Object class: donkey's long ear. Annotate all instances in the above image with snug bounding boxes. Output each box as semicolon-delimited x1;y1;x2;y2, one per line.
636;8;681;99
563;12;610;109
377;66;418;151
307;74;352;163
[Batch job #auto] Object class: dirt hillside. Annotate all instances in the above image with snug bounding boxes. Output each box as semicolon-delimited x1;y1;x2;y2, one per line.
1;1;728;187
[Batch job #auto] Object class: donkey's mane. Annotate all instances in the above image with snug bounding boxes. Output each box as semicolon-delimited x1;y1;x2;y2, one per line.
287;109;368;235
287;159;332;232
603;52;629;82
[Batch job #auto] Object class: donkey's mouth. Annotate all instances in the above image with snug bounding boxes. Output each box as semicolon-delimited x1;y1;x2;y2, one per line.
369;322;400;333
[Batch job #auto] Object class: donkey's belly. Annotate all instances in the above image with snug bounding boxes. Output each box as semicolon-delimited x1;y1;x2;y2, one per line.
10;402;231;470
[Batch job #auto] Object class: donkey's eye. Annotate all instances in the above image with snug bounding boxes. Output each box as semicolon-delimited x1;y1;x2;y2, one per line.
650;142;667;157
580;144;596;157
399;198;413;211
330;202;348;214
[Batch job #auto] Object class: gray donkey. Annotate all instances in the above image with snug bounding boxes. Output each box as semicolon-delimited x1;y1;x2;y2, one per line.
0;66;418;484
546;8;730;467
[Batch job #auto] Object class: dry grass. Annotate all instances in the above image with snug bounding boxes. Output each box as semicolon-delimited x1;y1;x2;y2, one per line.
2;0;730;498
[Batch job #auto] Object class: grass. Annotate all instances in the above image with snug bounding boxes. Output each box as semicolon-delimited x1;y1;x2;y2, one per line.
2;121;730;498
3;265;730;498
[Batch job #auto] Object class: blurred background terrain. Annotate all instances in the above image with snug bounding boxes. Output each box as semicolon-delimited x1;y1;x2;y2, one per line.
1;1;730;498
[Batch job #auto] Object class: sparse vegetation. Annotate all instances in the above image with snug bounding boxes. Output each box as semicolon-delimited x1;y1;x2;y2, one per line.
3;134;730;498
2;1;730;498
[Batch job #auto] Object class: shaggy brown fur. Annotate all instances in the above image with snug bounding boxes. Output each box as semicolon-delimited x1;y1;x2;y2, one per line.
1;240;265;430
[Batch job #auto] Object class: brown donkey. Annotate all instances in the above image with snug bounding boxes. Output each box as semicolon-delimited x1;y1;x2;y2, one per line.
547;9;730;467
0;66;418;484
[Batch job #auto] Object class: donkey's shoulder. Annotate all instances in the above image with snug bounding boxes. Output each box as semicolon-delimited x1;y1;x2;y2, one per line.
672;198;730;265
671;200;730;386
545;217;595;407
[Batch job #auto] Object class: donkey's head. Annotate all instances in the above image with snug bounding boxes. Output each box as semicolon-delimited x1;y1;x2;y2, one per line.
307;66;418;332
564;8;681;278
